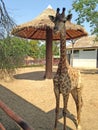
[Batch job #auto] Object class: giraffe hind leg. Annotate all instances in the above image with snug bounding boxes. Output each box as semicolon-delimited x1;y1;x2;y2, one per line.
71;87;83;130
53;87;60;130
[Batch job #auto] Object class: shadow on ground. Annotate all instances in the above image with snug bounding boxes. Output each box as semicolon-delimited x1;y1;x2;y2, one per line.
0;84;77;130
14;71;56;81
14;71;45;81
80;69;98;74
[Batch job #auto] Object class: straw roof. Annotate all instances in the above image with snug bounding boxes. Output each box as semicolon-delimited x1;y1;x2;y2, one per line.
11;7;87;40
67;35;98;49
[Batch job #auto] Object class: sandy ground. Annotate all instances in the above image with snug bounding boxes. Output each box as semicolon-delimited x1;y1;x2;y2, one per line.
0;66;98;130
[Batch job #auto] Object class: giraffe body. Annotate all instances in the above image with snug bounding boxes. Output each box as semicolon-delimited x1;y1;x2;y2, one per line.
54;65;81;95
49;8;83;130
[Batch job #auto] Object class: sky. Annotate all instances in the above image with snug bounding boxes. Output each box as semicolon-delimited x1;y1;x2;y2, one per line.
4;0;92;34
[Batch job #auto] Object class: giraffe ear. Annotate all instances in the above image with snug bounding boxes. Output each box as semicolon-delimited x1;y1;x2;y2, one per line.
49;15;55;22
66;14;72;21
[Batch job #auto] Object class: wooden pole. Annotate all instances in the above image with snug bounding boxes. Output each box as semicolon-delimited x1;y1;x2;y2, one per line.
44;28;53;79
71;40;75;67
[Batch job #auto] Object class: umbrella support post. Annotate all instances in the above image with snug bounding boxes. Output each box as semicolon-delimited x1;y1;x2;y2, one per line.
44;29;53;79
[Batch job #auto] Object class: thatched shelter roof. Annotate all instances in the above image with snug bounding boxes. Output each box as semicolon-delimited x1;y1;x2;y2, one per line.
11;7;87;40
11;6;88;79
67;35;98;50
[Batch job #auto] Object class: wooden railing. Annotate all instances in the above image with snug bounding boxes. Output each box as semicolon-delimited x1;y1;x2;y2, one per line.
0;99;34;130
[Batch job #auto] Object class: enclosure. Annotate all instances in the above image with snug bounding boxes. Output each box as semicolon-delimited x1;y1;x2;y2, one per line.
0;66;98;130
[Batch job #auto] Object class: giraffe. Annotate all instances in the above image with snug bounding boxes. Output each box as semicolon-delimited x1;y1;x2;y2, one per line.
49;8;83;130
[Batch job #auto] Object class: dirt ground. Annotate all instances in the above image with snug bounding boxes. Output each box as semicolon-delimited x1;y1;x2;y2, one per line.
0;66;98;130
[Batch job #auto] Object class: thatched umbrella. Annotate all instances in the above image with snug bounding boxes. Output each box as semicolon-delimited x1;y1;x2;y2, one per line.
11;6;87;79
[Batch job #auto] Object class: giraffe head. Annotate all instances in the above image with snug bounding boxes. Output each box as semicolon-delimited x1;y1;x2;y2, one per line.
49;8;72;33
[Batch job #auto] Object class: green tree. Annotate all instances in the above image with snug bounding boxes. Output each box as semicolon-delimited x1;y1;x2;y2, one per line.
0;37;31;79
39;43;46;58
28;40;46;59
28;40;39;58
72;0;98;38
53;41;60;56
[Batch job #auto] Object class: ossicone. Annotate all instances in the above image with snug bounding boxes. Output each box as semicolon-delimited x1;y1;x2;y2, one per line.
62;8;66;13
57;8;60;13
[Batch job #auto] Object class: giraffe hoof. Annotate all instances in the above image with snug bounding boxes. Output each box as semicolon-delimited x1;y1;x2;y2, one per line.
77;125;82;130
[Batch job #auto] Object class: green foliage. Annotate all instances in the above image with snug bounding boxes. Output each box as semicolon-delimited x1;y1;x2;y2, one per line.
28;40;40;58
28;40;46;59
72;0;98;36
27;41;60;59
38;43;46;58
0;36;60;79
0;36;30;78
53;41;60;56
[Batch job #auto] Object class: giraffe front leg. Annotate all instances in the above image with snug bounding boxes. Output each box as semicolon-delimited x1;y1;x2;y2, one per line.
54;88;60;130
63;94;69;130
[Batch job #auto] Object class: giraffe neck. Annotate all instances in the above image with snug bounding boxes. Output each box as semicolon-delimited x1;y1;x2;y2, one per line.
59;26;68;70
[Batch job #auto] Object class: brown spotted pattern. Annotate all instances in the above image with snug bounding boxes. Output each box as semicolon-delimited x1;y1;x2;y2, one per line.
49;8;83;130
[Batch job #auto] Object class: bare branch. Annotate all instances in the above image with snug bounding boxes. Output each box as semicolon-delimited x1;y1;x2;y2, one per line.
0;0;15;38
